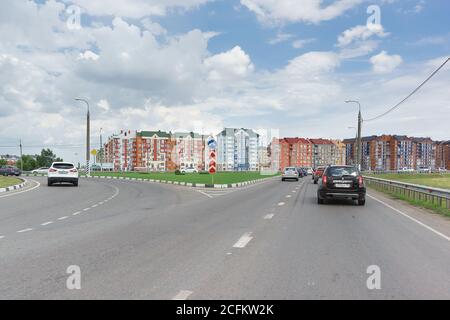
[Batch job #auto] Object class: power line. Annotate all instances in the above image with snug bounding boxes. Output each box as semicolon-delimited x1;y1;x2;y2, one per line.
364;56;450;122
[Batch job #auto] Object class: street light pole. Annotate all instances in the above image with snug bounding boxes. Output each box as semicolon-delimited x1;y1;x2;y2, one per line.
75;98;90;177
100;127;103;172
345;100;362;170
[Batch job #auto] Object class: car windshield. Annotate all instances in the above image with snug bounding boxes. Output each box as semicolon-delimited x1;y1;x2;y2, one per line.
327;167;358;177
52;163;74;169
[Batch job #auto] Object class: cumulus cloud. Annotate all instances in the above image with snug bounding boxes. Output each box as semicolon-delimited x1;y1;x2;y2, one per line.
204;46;254;81
240;0;362;25
370;51;403;73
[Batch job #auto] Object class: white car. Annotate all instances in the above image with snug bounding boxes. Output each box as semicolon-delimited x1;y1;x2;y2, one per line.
31;167;49;175
181;168;198;173
281;167;299;181
398;167;414;173
418;166;431;173
48;162;79;186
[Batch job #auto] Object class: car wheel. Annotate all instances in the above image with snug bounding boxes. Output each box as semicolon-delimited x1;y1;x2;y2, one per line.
296;178;299;181
47;180;52;187
358;199;366;206
281;178;285;181
317;197;324;204
313;179;317;184
73;180;79;187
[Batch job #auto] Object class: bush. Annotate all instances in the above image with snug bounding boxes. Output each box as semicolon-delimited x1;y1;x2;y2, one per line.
175;169;185;175
199;171;209;175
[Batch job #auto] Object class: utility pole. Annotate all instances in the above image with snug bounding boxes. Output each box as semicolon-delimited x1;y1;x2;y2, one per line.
100;127;103;172
345;100;362;170
19;139;23;171
75;98;90;177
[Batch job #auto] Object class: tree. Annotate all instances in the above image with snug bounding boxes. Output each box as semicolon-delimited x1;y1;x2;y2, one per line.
36;149;63;168
16;155;37;171
0;159;7;166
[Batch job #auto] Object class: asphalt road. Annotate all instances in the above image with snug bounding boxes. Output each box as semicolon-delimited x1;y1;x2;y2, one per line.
0;176;449;299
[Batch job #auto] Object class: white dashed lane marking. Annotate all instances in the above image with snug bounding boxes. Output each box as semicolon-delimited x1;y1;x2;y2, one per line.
57;216;68;221
72;211;81;216
264;214;274;220
173;290;193;300
278;202;285;206
233;232;253;248
41;221;53;226
17;228;33;233
83;208;90;212
0;236;5;239
286;195;292;198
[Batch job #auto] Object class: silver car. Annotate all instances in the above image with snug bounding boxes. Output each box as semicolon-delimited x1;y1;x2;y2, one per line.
281;167;299;181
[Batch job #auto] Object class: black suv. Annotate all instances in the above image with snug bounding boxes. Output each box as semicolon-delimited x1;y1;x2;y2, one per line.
317;165;366;205
0;166;21;176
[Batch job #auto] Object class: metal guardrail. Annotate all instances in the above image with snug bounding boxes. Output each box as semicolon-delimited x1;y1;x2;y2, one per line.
363;176;450;209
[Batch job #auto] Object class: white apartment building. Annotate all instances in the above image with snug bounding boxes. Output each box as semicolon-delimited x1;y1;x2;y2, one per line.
216;128;259;171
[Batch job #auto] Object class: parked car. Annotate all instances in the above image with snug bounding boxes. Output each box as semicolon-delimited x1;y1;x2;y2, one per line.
305;167;313;175
296;167;306;177
417;166;431;173
0;166;21;176
31;167;49;175
437;167;448;173
281;167;299;181
47;162;79;186
397;167;414;173
317;165;366;206
313;166;326;184
181;167;198;173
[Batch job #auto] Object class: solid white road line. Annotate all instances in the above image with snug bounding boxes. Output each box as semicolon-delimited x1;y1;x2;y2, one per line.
172;290;193;300
233;232;253;248
17;228;33;233
0;179;41;199
41;221;53;226
278;202;285;206
367;194;450;242
264;214;275;220
57;216;68;221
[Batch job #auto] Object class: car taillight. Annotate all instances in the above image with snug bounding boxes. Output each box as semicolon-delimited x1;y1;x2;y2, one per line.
322;175;327;184
69;169;78;173
358;176;364;187
49;168;57;172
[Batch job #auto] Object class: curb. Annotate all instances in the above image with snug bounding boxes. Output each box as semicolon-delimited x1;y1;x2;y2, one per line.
22;173;279;189
0;177;26;193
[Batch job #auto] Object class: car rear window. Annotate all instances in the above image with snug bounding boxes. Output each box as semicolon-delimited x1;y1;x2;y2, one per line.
284;167;296;172
327;167;358;177
53;163;74;169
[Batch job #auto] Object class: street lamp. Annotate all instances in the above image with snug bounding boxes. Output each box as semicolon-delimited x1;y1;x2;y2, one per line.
99;127;103;172
75;98;90;177
345;100;362;170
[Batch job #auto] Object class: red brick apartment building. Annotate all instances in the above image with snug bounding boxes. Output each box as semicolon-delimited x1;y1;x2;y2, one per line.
436;141;450;170
344;135;442;171
278;138;313;169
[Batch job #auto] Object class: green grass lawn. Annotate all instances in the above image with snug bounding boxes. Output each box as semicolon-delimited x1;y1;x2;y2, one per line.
367;173;450;190
0;176;22;188
92;171;279;185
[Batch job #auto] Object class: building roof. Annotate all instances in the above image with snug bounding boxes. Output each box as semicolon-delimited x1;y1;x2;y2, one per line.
172;132;205;139
279;137;311;144
137;130;171;138
217;128;259;138
309;138;334;145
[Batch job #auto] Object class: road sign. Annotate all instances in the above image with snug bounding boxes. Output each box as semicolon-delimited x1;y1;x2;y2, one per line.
91;149;98;156
207;136;217;150
208;149;216;175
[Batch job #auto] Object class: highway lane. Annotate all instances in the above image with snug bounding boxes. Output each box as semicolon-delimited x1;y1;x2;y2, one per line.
0;176;449;299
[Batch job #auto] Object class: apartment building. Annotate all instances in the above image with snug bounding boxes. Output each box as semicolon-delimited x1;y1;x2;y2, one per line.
216;128;259;171
170;132;207;171
277;137;313;169
344;135;442;171
435;141;450;170
310;138;338;168
332;140;346;165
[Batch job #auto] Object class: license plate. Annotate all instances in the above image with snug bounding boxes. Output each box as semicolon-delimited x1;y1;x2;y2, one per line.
59;170;68;174
335;183;350;188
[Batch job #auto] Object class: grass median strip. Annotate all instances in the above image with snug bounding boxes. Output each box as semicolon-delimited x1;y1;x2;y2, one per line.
91;171;279;185
0;176;22;189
